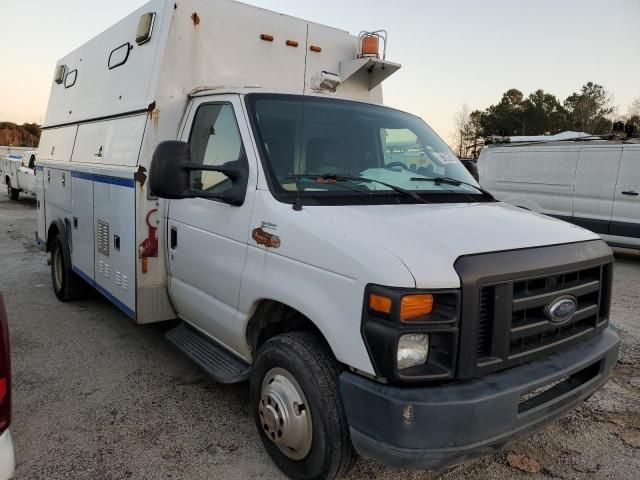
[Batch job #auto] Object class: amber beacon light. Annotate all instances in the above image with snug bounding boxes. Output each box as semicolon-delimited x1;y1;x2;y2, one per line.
358;30;388;59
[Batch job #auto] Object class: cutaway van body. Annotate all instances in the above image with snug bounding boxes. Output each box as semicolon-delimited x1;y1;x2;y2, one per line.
37;1;620;479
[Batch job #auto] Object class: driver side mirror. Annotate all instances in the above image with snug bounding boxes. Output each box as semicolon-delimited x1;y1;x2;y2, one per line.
149;140;248;206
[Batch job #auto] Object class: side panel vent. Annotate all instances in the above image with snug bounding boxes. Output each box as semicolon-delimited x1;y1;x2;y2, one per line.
99;260;110;279
97;220;110;256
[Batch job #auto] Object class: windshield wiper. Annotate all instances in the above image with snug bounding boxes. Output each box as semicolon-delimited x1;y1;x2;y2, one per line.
285;174;430;204
410;176;495;199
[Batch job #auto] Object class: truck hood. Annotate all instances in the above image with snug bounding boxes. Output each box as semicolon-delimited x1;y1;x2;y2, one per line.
304;202;599;289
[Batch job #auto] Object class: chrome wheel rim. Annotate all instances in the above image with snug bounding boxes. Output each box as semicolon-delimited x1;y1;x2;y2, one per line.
259;367;312;460
53;247;63;291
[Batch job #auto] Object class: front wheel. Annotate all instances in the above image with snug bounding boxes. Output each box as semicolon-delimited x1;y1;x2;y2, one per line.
250;332;356;480
7;181;19;201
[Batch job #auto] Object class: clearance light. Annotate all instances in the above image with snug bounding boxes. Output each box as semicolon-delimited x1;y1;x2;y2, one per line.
309;45;322;53
286;40;299;47
260;34;274;42
400;294;434;321
369;294;392;315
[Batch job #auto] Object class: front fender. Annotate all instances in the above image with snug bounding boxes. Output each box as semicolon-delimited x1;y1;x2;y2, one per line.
239;249;383;376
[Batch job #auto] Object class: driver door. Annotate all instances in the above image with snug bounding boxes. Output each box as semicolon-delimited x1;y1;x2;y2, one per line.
167;95;257;354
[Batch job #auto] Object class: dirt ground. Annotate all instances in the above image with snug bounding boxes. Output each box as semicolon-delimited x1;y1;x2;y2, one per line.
1;191;638;479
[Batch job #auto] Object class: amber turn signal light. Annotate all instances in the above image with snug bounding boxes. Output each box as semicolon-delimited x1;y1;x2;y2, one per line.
369;294;392;315
400;294;433;321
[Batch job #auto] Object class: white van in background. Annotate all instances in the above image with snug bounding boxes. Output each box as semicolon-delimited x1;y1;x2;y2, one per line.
479;139;640;249
36;1;619;478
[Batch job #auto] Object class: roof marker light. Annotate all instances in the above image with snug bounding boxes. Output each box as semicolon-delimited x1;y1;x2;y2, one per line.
309;45;322;53
286;40;299;47
260;34;274;42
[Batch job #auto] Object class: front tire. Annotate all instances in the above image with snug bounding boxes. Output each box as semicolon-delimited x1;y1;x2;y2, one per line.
7;181;19;201
51;235;86;302
250;332;356;480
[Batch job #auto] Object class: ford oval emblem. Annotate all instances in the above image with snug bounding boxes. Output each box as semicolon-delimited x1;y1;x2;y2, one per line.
545;296;578;324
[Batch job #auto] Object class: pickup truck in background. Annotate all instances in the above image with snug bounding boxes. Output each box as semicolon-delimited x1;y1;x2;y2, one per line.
1;151;37;200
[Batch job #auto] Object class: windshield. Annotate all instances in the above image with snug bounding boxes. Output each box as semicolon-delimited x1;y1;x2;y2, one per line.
246;94;488;205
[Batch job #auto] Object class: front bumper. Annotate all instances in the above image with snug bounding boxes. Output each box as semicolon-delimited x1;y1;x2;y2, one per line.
340;325;619;470
0;429;15;480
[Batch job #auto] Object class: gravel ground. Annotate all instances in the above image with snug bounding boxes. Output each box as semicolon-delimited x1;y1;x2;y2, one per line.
1;191;639;480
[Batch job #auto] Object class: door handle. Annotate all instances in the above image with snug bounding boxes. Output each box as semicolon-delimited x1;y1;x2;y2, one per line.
622;191;639;196
170;227;178;249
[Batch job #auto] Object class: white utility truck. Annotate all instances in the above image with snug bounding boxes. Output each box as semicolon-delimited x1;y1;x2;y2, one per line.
37;1;619;478
479;136;640;250
1;150;37;200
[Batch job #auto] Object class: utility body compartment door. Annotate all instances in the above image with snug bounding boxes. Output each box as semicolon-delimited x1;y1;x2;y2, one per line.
2;159;18;188
70;172;95;282
167;95;257;356
572;147;623;241
93;174;136;318
610;147;640;247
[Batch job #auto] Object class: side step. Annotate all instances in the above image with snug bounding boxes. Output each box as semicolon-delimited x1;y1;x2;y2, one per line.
165;323;251;384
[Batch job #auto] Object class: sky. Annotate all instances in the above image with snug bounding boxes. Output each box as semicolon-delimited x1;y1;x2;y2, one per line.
1;0;638;143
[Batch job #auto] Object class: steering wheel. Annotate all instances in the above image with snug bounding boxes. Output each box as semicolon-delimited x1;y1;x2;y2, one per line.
384;162;410;171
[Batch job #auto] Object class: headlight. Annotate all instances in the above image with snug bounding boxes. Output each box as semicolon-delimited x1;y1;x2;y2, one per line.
362;285;460;381
397;334;430;370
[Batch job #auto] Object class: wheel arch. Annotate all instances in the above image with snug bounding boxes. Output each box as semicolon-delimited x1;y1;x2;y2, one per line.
246;299;331;358
46;218;69;255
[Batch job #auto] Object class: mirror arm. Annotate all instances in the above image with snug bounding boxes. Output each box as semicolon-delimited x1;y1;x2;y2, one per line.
185;163;240;179
186;190;244;206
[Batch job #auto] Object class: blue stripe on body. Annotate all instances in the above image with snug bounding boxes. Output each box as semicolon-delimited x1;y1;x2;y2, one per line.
70;170;135;188
72;266;135;319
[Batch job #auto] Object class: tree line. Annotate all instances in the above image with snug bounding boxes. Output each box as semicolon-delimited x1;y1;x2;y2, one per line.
453;82;639;158
0;122;42;148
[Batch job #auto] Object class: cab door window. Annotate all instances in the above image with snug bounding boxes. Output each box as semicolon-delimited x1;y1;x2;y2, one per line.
189;103;245;195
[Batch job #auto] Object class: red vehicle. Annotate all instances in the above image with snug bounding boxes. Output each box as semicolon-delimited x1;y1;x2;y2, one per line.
0;295;14;479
